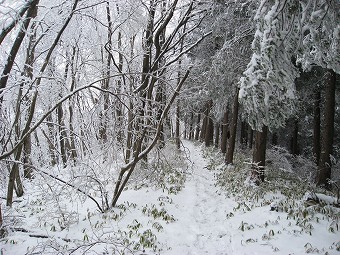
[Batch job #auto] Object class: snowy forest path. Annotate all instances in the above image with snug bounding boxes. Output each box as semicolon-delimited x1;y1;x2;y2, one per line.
160;140;236;254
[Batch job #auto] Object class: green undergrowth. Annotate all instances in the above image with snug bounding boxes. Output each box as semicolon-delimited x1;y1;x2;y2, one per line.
132;141;188;195
202;145;340;252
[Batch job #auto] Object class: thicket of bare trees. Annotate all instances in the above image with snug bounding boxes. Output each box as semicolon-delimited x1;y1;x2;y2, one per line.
0;0;210;214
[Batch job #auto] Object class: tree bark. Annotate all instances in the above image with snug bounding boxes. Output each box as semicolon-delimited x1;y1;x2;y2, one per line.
240;121;248;148
125;36;136;162
194;113;201;140
22;5;38;178
67;46;78;162
7;93;38;206
221;107;229;154
317;70;336;189
225;88;239;164
313;87;321;166
205;100;214;147
58;77;69;167
98;1;113;143
248;128;254;149
214;123;220;148
252;125;268;182
189;112;194;140
176;101;181;149
200;105;208;142
45;114;58;166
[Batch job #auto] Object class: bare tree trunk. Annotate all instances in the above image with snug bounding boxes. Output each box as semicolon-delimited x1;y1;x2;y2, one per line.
225;88;239;164
200;105;208;142
214;123;220;148
23;136;33;178
240;121;248;148
194;113;201;140
113;3;124;143
125;36;136;163
125;100;134;163
204;100;214;147
7;93;38;206
313;87;321;166
205;119;214;147
189;112;194;140
0;203;2;228
221;107;229;154
176;101;181;149
22;5;38;178
136;0;156;161
317;70;336;189
45;114;58;165
57;94;70;167
252;125;268;183
249;128;254;149
184;118;187;139
98;1;113;143
68;101;77;161
68;46;78;162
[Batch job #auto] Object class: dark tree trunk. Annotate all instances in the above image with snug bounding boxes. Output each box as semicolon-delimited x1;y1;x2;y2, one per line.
214;123;220;148
225;88;239;164
189;112;194;140
220;107;229;154
205;100;214;147
57;99;69;167
194;113;201;140
317;70;336;189
155;77;166;148
205;117;214;147
200;106;208;142
176;101;180;149
22;5;38;179
240;121;248;148
100;1;114;143
248;128;254;149
115;28;124;143
125;37;136;162
252;125;268;182
290;119;299;155
7;91;38;206
23;136;33;179
313;88;321;166
45;114;58;166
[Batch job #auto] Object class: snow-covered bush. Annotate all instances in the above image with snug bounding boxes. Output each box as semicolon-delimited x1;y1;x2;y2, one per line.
130;142;188;194
266;146;317;182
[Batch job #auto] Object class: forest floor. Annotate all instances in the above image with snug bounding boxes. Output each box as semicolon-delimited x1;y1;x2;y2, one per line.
1;140;339;254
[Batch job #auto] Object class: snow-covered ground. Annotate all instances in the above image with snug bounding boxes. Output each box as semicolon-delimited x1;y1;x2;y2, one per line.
1;140;339;254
